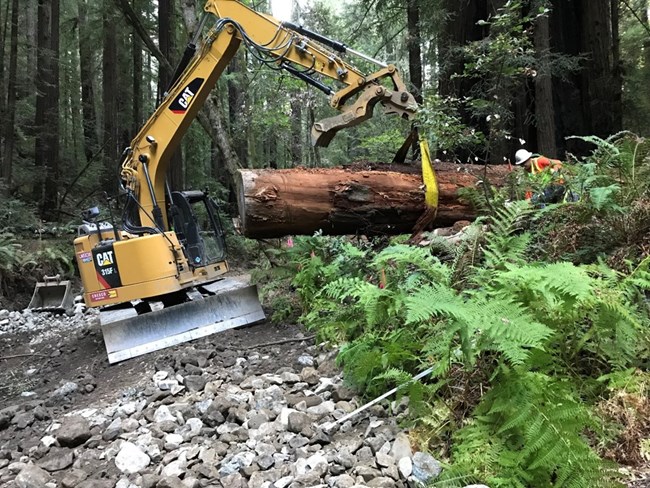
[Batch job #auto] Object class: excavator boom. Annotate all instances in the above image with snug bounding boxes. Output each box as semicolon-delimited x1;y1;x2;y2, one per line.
72;0;419;363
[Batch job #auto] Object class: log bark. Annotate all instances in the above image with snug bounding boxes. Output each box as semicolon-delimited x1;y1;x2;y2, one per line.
236;162;512;239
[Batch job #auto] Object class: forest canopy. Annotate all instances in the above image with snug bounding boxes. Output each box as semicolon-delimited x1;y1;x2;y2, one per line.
0;0;644;221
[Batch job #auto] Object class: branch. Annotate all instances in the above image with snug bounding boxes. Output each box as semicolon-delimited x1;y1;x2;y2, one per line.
0;353;49;360
113;0;174;76
243;335;316;350
621;0;650;37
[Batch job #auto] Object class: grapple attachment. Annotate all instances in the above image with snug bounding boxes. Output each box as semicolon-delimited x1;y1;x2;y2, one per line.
28;275;75;313
100;276;265;364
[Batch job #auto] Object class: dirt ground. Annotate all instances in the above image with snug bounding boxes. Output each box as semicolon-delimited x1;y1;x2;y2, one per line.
0;310;312;412
1;304;649;487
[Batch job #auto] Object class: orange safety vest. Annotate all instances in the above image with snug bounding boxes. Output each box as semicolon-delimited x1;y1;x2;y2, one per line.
530;156;563;175
525;156;564;200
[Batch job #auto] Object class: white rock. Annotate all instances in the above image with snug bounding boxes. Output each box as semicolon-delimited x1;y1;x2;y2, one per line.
398;457;412;479
164;434;184;449
306;401;336;416
153;405;176;423
153;371;169;382
275;476;294;488
162;460;185;478
41;436;57;448
114;442;150;474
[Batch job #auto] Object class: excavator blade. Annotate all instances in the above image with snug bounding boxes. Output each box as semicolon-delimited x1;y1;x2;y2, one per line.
100;277;265;364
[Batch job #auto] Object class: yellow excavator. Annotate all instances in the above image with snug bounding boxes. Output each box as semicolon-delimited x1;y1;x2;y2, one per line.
70;0;418;363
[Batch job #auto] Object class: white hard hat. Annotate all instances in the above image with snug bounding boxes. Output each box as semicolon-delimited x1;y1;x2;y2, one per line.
515;149;533;165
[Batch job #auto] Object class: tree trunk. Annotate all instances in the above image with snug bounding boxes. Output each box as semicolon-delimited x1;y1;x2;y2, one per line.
179;0;242;184
2;0;18;190
227;55;248;167
406;0;423;104
158;0;183;190
289;96;303;165
534;10;557;158
236;163;512;239
34;0;60;219
103;0;119;190
78;0;98;162
132;0;142;135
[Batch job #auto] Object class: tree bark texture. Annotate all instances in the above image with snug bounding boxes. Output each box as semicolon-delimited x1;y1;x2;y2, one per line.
34;0;60;218
406;0;423;104
534;11;558;158
103;0;119;189
2;0;18;189
78;0;98;162
236;163;512;239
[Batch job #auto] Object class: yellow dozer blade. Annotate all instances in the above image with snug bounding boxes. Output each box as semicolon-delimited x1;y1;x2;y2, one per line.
100;276;265;364
28;274;75;313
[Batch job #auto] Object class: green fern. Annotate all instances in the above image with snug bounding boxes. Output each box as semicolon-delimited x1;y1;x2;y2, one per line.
443;370;620;487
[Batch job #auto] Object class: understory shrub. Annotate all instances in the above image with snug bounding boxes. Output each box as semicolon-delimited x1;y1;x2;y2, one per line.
283;199;650;486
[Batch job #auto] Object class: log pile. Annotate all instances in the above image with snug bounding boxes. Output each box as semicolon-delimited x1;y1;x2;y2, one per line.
236;162;514;239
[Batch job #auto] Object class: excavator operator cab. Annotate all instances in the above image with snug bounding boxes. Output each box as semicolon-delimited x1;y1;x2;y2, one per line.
169;191;226;268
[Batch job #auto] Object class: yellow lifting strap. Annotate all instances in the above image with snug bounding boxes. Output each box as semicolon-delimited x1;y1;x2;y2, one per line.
420;138;439;209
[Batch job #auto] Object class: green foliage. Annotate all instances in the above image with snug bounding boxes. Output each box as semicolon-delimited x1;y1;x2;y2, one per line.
284;188;649;485
443;370;617;487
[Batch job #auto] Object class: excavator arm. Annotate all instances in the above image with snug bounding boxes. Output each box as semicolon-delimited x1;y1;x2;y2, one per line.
121;0;418;230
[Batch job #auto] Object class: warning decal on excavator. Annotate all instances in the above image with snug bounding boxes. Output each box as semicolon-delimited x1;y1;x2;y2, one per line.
170;78;205;114
90;289;118;303
92;244;122;289
77;251;92;263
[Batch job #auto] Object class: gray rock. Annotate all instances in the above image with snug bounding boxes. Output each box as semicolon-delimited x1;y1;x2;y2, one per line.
121;418;140;433
367;477;396;487
184;375;207;393
411;452;442;484
286;394;322;408
57;416;92;447
248;412;269;430
37;448;74;472
0;411;11;430
254;385;286;411
356;465;382;481
299;367;320;385
331;474;356;488
332;386;355;402
287;412;312;434
140;474;159;488
14;464;52;488
256;455;275;470
376;452;395;468
334;449;357;469
390;433;412;460
61;469;89;488
12;412;35;429
76;481;114;488
51;382;78;398
115;442;150;474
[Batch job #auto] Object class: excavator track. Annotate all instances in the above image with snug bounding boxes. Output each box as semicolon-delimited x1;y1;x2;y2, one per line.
100;276;265;364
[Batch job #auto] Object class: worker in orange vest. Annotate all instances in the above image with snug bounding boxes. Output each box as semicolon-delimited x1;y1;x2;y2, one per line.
514;149;575;203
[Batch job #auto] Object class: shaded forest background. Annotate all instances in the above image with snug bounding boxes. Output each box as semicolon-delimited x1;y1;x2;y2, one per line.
0;0;647;222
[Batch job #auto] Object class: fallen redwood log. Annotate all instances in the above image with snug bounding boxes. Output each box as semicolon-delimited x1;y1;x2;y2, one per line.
236;162;513;239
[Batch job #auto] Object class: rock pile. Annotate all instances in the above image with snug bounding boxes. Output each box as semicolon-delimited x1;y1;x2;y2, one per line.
0;305;96;344
0;341;486;488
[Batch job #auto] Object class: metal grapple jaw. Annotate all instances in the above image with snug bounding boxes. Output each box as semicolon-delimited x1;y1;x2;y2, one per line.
311;65;418;147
